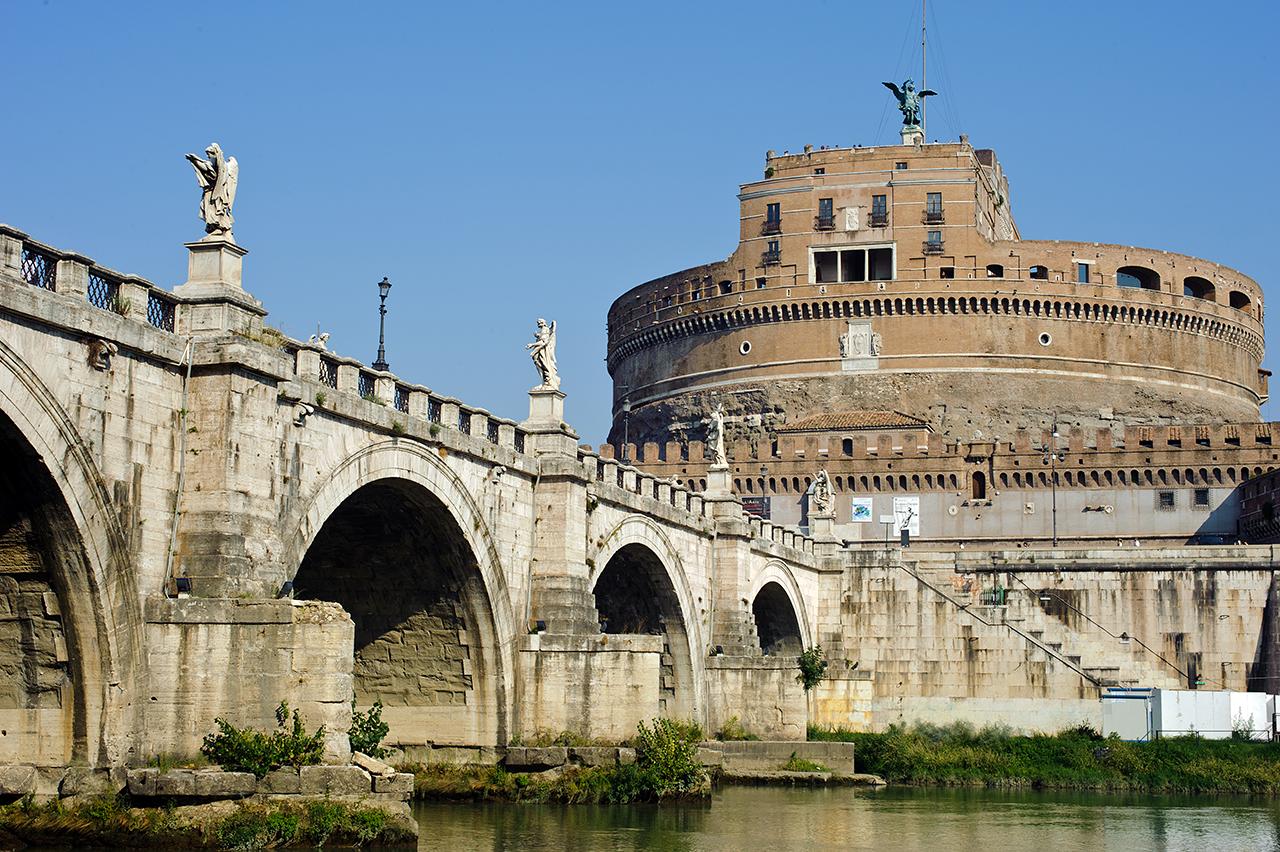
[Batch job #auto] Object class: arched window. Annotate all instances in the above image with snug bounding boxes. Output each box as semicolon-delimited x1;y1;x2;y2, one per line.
986;264;1004;279
842;438;854;456
1029;265;1048;280
971;471;987;500
1230;290;1252;312
1183;276;1215;301
1116;265;1161;291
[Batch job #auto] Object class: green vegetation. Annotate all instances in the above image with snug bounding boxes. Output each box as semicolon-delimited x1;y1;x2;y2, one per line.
810;721;1280;794
200;701;325;778
715;715;759;742
782;753;829;773
313;391;327;407
348;700;390;759
405;718;710;803
0;793;410;849
796;646;828;692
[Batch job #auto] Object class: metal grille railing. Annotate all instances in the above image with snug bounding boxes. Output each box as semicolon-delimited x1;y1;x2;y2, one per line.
428;398;442;423
394;386;409;413
318;357;338;388
458;410;471;433
487;419;500;444
147;292;176;331
86;271;120;312
20;246;57;290
514;431;525;454
358;372;376;399
870;211;889;228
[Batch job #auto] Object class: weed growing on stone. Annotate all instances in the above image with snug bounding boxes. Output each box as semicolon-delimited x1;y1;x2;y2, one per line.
349;700;390;759
715;716;759;741
783;753;829;773
200;700;325;778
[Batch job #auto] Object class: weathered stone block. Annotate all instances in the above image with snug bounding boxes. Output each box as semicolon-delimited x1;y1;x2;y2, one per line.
372;772;414;798
193;770;256;798
60;767;125;798
352;751;395;777
696;748;723;768
617;747;636;766
155;769;196;797
0;765;37;796
569;747;617;767
125;768;157;797
299;765;372;796
260;768;301;795
504;747;566;769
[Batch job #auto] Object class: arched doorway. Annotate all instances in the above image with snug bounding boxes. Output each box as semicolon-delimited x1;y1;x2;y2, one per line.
0;411;86;765
751;582;803;657
593;543;694;718
293;478;503;751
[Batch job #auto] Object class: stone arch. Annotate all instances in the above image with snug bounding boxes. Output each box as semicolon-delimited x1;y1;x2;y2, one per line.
285;442;514;750
590;517;702;720
1117;265;1160;291
0;340;140;767
747;563;812;652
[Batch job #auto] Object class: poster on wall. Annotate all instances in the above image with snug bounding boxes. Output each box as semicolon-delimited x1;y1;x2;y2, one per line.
892;496;921;536
741;496;771;519
850;497;873;522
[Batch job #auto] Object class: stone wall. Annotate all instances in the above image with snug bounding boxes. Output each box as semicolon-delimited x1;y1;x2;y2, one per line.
705;656;807;740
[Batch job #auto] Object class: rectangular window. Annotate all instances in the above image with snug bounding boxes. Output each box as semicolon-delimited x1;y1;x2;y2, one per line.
810;245;894;283
813;168;825;175
872;195;887;215
940;266;955;279
814;251;839;283
926;192;943;214
840;250;866;282
767;239;779;254
868;247;893;280
818;198;833;218
895;161;908;170
927;230;942;244
1157;490;1176;511
1194;488;1211;508
766;202;780;223
719;280;733;295
756;277;767;289
1077;262;1090;284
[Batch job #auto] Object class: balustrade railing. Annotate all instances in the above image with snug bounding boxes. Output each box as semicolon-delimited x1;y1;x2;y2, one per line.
318;357;338;388
428;398;442;423
394;386;409;413
147;292;176;332
86;271;120;312
358;372;376;399
20;245;57;290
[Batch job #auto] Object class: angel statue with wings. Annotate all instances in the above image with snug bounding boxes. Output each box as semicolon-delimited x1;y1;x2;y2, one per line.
185;143;238;238
526;318;559;389
882;79;936;127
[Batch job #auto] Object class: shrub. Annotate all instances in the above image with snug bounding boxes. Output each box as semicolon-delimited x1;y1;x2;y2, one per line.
633;718;706;798
796;646;828;692
200;701;325;778
783;753;829;773
715;715;759;741
349;700;390;759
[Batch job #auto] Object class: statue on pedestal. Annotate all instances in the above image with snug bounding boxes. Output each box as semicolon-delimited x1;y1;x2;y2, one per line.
882;79;936;127
709;402;727;467
812;469;834;515
526;318;559;389
185;143;239;238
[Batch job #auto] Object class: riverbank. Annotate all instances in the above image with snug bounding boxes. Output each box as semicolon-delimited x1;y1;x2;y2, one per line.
402;762;711;804
810;722;1280;795
0;793;415;848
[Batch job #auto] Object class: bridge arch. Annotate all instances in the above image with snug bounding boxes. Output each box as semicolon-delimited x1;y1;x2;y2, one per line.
0;339;140;767
590;516;703;720
747;562;813;653
286;442;514;750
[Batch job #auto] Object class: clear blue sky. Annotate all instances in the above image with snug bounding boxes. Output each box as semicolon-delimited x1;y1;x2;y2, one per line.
5;1;1278;442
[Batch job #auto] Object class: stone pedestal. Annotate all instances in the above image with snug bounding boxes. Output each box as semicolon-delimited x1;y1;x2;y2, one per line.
173;238;265;335
810;512;837;542
521;387;578;456
705;465;732;497
900;125;924;146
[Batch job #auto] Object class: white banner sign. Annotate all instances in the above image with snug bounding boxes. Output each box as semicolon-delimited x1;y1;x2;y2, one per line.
851;497;873;523
893;496;920;536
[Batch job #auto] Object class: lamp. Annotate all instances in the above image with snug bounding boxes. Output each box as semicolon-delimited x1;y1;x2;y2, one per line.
372;277;392;372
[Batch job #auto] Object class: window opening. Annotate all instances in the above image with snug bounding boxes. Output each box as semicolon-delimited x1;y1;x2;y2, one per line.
940;266;955;279
1029;265;1048;280
1076;263;1090;284
986;263;1004;278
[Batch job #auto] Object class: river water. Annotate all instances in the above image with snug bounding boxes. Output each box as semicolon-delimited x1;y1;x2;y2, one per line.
412;785;1280;851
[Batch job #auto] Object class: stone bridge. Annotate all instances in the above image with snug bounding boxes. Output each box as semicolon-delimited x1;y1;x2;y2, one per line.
0;225;834;768
4;223;1279;773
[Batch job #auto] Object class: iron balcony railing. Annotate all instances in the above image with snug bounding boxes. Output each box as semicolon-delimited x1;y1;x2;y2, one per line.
761;219;782;236
870;211;889;228
86;271;120;312
923;240;945;255
20;245;57;291
762;249;781;265
814;214;835;231
147;292;176;332
923;209;945;225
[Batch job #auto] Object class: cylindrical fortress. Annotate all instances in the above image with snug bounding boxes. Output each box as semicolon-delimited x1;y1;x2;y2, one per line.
607;141;1265;448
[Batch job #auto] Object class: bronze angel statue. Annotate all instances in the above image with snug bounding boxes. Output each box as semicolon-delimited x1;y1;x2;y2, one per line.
883;79;936;127
185;143;238;237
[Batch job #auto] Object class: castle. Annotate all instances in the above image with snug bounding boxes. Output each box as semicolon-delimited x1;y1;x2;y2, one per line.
606;137;1273;543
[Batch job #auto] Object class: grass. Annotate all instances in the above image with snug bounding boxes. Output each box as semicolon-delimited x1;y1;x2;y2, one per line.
782;754;829;773
0;793;412;849
809;721;1280;795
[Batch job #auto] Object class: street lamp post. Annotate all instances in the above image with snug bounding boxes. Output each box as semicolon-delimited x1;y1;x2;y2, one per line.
372;277;391;372
621;397;632;462
1041;423;1065;547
